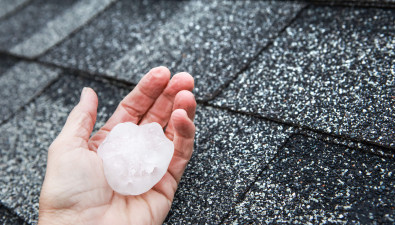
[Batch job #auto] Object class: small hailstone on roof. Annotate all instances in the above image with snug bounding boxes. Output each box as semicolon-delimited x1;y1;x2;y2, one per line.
98;122;174;195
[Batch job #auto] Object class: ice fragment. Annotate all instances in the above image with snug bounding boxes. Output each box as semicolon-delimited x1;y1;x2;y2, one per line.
98;122;174;195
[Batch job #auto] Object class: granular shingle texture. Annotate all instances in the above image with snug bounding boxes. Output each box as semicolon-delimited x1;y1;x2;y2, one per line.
40;0;185;77
165;106;294;224
298;128;395;158
0;61;60;123
0;74;130;224
0;0;30;19
213;6;395;149
0;71;294;224
0;55;17;75
224;135;395;224
0;0;79;53
310;0;395;8
0;0;115;58
42;0;305;100
0;204;27;225
0;0;394;224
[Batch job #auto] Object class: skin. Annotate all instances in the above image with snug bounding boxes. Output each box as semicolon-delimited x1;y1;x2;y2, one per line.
38;67;196;225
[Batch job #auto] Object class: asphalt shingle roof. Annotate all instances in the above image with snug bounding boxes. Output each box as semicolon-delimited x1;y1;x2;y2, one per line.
225;135;394;224
40;0;305;100
0;62;59;122
0;0;394;224
212;6;395;148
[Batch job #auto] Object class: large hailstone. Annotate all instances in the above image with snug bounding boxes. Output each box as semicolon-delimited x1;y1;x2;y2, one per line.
97;122;174;195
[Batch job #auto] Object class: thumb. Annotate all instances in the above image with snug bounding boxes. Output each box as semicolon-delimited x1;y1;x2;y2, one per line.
55;87;98;149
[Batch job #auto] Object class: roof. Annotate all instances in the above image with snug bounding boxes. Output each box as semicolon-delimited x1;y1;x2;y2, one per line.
0;0;394;224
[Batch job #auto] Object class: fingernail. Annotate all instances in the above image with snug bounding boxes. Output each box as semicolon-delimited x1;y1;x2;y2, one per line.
80;87;88;101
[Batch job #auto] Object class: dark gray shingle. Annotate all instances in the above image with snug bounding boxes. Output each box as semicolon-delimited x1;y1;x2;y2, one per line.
0;204;27;225
212;6;395;149
224;135;395;224
41;0;305;100
0;0;115;58
165;106;294;223
0;61;60;123
0;0;30;19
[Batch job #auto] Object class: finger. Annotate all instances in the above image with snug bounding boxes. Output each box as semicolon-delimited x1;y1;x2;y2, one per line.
167;109;196;183
53;87;98;150
88;66;170;151
139;72;194;127
165;90;196;141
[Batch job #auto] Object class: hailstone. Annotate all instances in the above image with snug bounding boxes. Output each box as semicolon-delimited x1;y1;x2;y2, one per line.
97;122;174;195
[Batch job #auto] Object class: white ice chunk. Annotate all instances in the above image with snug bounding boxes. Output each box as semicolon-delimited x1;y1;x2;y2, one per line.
97;122;174;195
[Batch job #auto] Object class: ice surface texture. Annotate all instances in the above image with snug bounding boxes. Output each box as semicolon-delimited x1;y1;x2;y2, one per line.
98;122;174;195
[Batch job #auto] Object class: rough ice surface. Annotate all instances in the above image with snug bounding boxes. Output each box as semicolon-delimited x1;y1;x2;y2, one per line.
97;122;174;195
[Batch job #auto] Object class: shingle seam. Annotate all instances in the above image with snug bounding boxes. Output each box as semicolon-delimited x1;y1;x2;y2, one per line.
218;132;298;224
0;50;391;152
308;1;395;9
38;57;138;88
0;0;32;21
197;101;395;153
30;0;119;60
219;129;391;224
1;3;309;100
9;0;117;59
202;3;310;102
40;60;136;89
221;131;386;224
0;51;137;89
296;128;395;159
0;202;28;224
0;75;61;127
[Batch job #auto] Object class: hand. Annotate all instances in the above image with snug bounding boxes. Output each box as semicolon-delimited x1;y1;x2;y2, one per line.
38;67;196;225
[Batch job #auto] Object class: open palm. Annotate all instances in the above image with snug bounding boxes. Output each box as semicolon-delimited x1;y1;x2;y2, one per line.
38;67;196;225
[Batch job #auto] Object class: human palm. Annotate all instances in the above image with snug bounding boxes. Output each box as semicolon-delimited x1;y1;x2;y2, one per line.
38;67;196;225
